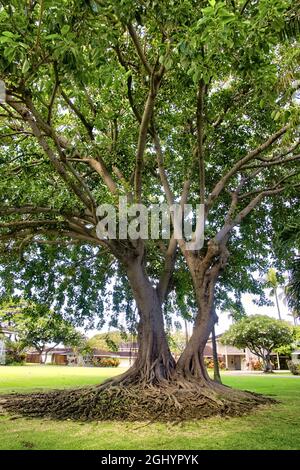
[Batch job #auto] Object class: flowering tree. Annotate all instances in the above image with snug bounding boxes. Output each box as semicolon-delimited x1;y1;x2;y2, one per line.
221;315;293;372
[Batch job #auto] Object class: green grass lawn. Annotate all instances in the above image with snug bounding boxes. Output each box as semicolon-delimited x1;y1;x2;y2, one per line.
0;364;123;394
0;365;299;450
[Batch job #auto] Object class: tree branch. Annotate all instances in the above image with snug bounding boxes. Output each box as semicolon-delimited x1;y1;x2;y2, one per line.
60;89;94;140
215;182;296;243
127;24;152;75
196;80;206;204
47;64;60;125
134;73;162;201
207;125;289;212
241;153;300;170
240;0;252;15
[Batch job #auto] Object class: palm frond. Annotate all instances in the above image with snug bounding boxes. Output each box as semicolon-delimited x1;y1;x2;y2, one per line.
286;257;300;316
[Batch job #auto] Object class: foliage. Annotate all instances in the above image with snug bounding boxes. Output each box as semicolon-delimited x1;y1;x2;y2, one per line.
4;338;26;365
287;360;300;375
204;357;225;370
247;359;263;371
266;268;279;289
221;315;293;369
286;258;300;317
0;300;83;358
88;331;135;352
0;0;298;330
275;325;300;355
92;357;120;368
276;222;300;322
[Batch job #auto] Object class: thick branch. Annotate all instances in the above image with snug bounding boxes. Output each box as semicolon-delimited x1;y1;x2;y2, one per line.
47;66;60;125
207;125;289;212
196;80;206;204
6;96;94;210
152;131;175;206
127;24;152;75
134;74;162;201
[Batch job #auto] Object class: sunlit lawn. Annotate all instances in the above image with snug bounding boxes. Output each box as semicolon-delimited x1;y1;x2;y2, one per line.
0;364;123;394
0;365;299;450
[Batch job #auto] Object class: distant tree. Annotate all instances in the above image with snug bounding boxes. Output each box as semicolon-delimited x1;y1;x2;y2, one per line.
221;315;293;373
277;223;300;324
88;331;135;352
168;330;187;356
275;325;300;356
286;258;300;322
3;338;26;365
0;301;82;363
266;268;283;320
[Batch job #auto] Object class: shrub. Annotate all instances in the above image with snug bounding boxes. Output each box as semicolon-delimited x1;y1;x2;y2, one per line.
204;357;225;370
249;360;263;371
5;340;26;365
92;357;120;367
287;360;300;375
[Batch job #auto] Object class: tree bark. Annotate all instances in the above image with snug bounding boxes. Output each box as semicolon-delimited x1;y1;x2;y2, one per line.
126;257;175;383
274;288;282;321
38;348;45;364
211;323;222;384
176;300;216;383
105;249;175;386
175;246;225;386
263;353;273;373
43;351;49;364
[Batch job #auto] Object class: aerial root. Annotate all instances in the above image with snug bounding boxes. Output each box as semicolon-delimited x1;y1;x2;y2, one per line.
0;379;276;422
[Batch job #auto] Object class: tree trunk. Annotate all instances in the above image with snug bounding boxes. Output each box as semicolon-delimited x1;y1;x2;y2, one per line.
43;351;48;364
38;349;44;364
274;288;282;321
105;253;175;386
211;323;222;384
176;300;216;383
127;257;176;382
184;319;189;346
263;353;273;373
175;249;226;389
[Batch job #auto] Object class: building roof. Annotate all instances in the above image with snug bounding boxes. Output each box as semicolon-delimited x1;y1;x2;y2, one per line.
207;336;245;355
92;348;117;357
119;342;139;350
203;344;222;357
220;345;245;355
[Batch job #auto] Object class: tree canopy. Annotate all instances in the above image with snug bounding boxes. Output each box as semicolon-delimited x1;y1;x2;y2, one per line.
221;314;293;371
0;300;83;361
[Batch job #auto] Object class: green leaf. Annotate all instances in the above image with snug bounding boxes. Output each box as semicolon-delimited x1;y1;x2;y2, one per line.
274;111;281;121
22;58;30;75
2;31;16;38
61;25;71;35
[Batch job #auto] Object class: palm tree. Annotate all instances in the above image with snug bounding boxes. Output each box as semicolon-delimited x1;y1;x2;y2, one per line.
279;221;300;325
285;257;300;325
266;268;282;321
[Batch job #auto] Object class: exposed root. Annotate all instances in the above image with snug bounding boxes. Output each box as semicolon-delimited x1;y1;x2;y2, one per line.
0;379;277;422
